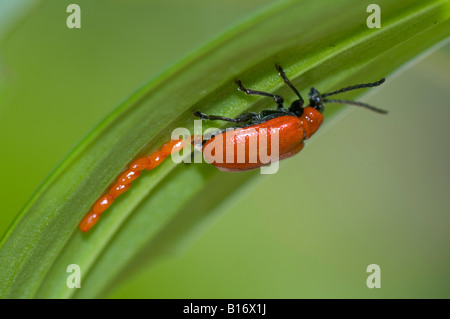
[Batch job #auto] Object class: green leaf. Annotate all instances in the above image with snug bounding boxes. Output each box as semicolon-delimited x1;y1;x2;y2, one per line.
1;0;449;298
0;0;39;115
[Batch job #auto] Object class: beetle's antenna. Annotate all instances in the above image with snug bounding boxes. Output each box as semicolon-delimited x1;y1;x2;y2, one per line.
323;99;388;114
321;78;385;98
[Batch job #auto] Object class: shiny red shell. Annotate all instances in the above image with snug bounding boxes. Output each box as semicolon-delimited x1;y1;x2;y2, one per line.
202;106;323;172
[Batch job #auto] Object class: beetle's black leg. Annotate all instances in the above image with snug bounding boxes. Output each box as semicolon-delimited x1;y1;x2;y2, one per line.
193;110;256;123
275;65;304;106
236;80;284;109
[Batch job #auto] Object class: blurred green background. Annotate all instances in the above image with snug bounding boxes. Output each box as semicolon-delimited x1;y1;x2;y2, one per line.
1;0;449;298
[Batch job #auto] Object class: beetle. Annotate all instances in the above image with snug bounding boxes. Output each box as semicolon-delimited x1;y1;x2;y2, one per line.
80;65;386;232
192;65;386;172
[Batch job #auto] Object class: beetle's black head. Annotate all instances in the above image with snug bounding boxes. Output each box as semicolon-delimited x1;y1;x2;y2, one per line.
308;87;325;113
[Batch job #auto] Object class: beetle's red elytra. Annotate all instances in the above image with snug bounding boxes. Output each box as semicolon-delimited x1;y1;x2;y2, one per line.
80;65;386;232
201;112;319;172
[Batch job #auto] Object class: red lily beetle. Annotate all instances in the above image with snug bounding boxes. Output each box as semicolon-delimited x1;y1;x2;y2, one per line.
193;65;386;172
80;65;386;232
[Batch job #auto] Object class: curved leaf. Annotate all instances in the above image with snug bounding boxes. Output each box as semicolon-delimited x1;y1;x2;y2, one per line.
0;0;449;298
